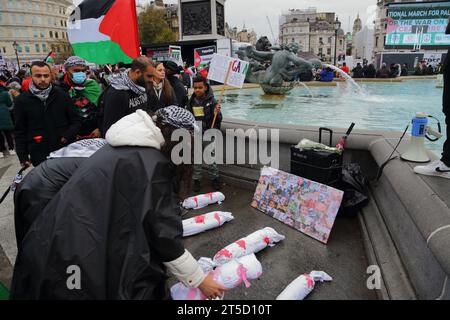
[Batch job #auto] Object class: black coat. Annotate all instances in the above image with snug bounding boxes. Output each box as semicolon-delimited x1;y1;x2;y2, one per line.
14;87;82;166
58;81;102;137
187;87;222;131
181;73;191;88
443;20;450;114
14;158;87;248
101;87;150;137
147;83;178;113
352;66;364;78
168;75;188;109
11;145;185;300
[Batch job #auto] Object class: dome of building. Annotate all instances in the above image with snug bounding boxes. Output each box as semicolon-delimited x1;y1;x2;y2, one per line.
353;14;362;34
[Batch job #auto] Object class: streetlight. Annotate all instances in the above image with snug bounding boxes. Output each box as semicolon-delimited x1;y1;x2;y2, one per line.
12;41;20;70
333;17;341;66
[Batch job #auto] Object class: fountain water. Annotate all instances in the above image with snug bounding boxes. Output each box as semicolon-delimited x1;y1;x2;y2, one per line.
296;81;315;98
324;64;366;94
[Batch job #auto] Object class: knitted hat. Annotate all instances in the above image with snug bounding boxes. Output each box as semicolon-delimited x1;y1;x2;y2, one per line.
64;56;87;70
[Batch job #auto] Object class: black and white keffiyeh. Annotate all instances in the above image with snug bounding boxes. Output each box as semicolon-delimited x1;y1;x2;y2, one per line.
29;81;53;102
109;69;146;95
155;106;196;131
64;56;87;70
48;139;107;159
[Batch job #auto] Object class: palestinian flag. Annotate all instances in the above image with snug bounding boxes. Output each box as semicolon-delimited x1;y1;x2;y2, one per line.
44;51;55;63
68;0;140;65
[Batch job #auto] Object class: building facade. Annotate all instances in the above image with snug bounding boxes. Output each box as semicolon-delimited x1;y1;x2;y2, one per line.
279;8;346;64
226;24;257;45
0;0;72;66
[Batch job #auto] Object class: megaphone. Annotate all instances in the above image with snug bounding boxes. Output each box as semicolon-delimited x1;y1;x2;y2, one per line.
401;112;443;163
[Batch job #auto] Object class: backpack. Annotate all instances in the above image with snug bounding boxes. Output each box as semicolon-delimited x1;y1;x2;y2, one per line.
336;163;370;218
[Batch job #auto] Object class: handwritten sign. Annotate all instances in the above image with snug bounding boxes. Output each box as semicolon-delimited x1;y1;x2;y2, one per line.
207;54;249;88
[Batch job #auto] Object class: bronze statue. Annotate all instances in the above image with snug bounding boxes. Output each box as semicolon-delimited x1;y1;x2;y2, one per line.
244;40;323;94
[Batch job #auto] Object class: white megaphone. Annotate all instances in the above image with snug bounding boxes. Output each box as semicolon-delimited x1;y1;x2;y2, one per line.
401;112;443;163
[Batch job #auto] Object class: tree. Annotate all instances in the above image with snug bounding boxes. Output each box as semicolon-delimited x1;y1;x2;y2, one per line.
50;40;74;64
138;7;177;45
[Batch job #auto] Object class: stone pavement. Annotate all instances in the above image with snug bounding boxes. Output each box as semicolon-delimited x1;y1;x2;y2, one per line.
0;154;23;289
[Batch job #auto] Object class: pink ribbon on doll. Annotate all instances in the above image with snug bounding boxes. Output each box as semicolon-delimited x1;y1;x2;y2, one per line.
193;197;199;208
187;288;201;300
304;274;315;289
214;212;221;225
237;264;251;288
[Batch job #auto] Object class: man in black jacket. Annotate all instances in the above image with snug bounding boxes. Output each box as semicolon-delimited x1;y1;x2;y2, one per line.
58;56;102;139
14;61;81;167
164;61;188;108
352;63;364;78
101;56;154;136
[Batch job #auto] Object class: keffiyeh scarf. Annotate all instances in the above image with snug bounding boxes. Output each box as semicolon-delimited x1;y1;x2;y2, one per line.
109;69;146;95
64;56;87;70
29;81;52;102
155;106;196;131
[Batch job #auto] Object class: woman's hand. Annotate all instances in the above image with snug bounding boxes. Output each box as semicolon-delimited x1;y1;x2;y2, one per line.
198;274;228;300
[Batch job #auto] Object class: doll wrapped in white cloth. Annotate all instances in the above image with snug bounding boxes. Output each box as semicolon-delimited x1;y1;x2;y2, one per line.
213;227;285;266
276;271;333;300
171;254;263;300
182;192;226;210
183;212;234;237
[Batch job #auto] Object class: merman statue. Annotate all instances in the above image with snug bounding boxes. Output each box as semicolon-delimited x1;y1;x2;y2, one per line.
245;42;323;95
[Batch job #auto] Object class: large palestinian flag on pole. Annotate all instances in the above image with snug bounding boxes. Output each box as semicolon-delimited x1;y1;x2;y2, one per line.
68;0;140;64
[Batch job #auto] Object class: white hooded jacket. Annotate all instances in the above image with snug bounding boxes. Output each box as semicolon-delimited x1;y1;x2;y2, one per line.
105;109;166;149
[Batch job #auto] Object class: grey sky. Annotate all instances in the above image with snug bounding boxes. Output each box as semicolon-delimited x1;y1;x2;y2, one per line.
138;0;378;41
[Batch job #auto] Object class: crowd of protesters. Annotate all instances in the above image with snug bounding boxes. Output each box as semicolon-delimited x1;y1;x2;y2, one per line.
0;56;221;190
315;60;442;82
1;55;229;300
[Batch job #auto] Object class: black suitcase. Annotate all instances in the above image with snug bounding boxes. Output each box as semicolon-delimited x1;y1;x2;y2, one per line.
290;128;343;186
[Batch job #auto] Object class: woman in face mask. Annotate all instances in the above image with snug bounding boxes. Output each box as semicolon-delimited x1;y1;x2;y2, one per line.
60;56;102;139
147;62;178;113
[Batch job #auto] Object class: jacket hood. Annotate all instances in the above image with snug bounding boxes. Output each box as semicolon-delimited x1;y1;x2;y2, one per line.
106;110;165;150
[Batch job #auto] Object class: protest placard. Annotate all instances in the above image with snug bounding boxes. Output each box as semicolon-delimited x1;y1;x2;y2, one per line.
207;54;249;89
169;45;183;66
194;46;216;68
207;54;250;129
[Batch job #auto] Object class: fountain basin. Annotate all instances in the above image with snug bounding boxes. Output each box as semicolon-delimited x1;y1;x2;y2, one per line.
260;83;294;95
213;118;450;300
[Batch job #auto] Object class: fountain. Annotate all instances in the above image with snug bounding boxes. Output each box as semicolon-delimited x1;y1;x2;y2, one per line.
296;81;315;98
237;37;370;97
238;39;322;95
323;64;365;94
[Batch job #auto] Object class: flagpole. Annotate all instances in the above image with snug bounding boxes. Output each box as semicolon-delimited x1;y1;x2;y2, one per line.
211;61;232;129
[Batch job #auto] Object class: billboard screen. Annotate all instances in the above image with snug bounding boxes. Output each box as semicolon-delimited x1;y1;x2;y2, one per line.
386;1;450;48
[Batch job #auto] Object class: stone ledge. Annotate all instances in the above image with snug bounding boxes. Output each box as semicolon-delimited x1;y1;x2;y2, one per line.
221;118;450;299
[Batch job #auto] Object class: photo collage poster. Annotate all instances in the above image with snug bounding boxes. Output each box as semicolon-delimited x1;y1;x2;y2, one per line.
251;167;344;244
